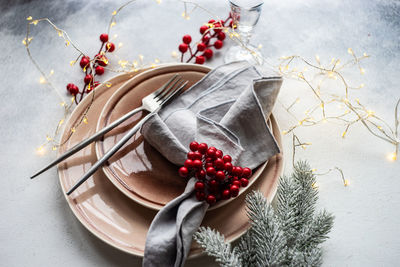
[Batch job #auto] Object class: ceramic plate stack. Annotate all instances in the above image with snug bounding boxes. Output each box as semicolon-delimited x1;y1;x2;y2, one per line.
57;64;284;257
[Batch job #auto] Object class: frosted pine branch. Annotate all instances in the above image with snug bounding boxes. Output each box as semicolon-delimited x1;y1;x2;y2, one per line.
194;227;242;267
195;161;334;267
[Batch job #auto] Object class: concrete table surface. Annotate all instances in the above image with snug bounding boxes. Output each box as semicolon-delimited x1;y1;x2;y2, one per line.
1;0;399;266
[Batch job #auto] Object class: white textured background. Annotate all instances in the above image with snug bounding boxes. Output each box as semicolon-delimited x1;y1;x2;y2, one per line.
1;0;400;266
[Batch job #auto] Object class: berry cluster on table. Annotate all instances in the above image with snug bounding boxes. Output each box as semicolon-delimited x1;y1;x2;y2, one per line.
179;141;252;205
66;33;116;104
178;16;234;65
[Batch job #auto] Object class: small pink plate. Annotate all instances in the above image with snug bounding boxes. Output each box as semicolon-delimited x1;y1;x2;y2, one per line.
96;64;272;211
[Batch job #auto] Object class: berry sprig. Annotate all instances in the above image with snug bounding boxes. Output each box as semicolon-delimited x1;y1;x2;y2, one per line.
178;141;252;205
178;17;233;65
66;33;116;104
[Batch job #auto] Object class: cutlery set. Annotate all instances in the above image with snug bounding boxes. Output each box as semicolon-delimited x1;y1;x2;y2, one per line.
31;74;188;195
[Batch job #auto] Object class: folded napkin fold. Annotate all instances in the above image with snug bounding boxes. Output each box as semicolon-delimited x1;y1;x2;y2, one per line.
142;61;283;267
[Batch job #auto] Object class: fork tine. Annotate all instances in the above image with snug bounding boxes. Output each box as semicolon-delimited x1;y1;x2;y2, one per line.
158;80;188;105
155;78;183;101
151;74;179;98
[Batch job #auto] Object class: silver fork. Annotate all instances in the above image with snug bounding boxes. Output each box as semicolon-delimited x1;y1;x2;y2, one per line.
31;74;187;182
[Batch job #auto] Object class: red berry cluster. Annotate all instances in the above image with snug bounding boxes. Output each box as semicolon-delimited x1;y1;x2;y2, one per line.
178;141;252;205
66;33;116;104
179;16;233;65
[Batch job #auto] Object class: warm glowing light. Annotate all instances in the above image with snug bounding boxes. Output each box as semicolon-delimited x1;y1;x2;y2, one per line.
83;117;88;124
257;44;262;49
311;168;317;172
360;67;365;74
387;152;397;161
26;16;32;20
347;47;353;54
341;131;347;138
343;179;349;186
311;182;318;189
110;21;116;27
36;146;45;155
39;76;46;84
112;10;117;15
52;146;57;151
282;130;288;135
118;42;123;48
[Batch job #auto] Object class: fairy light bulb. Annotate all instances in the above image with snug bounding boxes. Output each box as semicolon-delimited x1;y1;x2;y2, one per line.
387;152;397;162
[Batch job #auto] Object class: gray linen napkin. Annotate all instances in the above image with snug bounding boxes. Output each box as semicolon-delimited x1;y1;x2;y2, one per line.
141;61;283;267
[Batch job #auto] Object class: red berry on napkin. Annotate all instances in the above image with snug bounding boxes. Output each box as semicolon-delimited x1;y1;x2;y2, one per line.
196;191;206;201
198;143;208;154
206;166;216;177
179;167;189;177
195;181;205;191
230;185;239;197
193;159;202;169
206;194;216;204
184;159;194;169
215;150;223;158
224;162;233;173
193;151;202;160
196;169;206;180
242;167;252;178
215;171;225;181
187;151;196;160
214;158;225;170
223;155;232;163
221;189;231;200
189;141;199;151
240;178;249;187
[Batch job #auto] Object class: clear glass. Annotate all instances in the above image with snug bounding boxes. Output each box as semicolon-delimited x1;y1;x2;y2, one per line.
224;0;264;65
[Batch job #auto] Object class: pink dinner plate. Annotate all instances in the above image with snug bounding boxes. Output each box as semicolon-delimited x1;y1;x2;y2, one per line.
95;64;271;210
58;65;284;257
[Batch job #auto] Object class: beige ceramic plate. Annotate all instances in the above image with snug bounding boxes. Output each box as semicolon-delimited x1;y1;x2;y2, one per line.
58;65;284;257
96;64;270;211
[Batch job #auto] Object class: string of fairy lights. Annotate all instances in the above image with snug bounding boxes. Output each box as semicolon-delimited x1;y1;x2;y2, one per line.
25;0;399;187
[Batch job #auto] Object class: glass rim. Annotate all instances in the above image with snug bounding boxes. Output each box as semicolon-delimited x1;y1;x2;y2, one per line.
229;0;264;10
